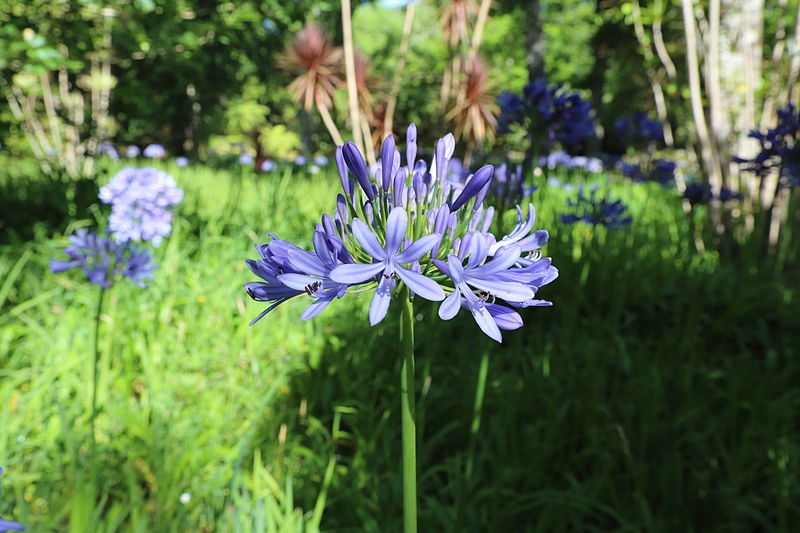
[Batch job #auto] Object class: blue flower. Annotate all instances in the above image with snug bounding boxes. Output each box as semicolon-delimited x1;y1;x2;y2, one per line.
97;142;119;160
330;207;445;325
143;144;166;159
561;186;632;229
261;159;276;172
736;102;799;186
175;156;189;167
245;231;352;324
239;153;253;165
683;182;712;205
99;167;184;246
434;236;534;342
497;78;595;150
50;229;156;288
314;155;329;166
246;124;558;342
125;145;140;158
614;112;663;147
294;155;307;166
717;186;743;202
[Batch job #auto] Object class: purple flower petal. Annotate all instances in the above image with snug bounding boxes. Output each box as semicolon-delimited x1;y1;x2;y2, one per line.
286;249;327;278
471;245;522;276
277;273;320;291
406;123;417;169
464;291;502;342
381;134;396;192
300;295;335;321
394;266;445;301
385;207;408;255
329;262;383;284
515;230;549;252
486;303;523;330
466;276;534;302
351;218;387;259
438;288;461;320
343;142;375;201
369;275;395;325
336;146;354;198
450;165;494;212
466;233;489;269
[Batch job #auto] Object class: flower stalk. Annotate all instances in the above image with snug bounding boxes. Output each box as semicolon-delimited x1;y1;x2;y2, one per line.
399;284;417;533
90;285;106;459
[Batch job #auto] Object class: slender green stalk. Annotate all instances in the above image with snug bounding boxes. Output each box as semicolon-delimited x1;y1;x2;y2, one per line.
90;286;106;456
399;285;417;533
465;350;489;481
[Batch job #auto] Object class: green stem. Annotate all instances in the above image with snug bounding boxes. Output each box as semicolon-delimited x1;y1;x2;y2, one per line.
90;286;106;458
465;350;489;481
399;285;417;533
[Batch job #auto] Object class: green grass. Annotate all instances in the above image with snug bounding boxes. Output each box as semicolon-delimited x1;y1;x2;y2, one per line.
0;160;797;532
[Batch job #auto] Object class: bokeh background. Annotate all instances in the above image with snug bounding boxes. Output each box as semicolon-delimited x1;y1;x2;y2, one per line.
0;0;798;531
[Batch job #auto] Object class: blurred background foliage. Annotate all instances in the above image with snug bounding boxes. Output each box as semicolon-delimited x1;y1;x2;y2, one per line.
0;0;661;159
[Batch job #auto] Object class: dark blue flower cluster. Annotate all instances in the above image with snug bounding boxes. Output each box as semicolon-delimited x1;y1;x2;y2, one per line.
735;103;800;185
614;112;663;147
682;182;743;205
50;228;156;288
619;158;676;186
561;186;632;230
497;78;595;151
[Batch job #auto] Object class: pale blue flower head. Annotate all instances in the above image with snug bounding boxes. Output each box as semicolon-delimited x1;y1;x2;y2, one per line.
125;145;140;158
98;142;119;160
143;144;166;159
100;167;184;246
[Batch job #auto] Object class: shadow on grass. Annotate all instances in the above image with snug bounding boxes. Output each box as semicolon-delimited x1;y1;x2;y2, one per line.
0;173;99;244
244;238;798;532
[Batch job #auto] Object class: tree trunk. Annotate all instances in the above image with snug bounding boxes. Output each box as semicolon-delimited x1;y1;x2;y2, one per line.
525;0;544;81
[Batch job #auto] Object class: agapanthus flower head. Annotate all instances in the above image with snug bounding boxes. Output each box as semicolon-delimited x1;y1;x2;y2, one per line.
717;185;743;202
314;155;329;166
50;229;156;288
618;158;675;186
736;102;799;186
245;124;558;342
125;145;141;158
614;112;663;147
143;144;166;159
561;185;632;229
295;155;307;166
683;182;712;205
99;167;184;247
499;78;595;151
261;159;276;172
239;153;253;165
175;156;189;167
97;142;119;160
